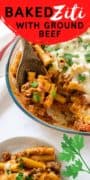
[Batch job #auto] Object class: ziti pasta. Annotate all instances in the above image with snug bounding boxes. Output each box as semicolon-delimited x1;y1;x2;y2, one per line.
0;146;61;180
9;28;90;132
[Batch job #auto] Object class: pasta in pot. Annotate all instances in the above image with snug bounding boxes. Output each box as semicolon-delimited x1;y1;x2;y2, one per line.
9;28;90;132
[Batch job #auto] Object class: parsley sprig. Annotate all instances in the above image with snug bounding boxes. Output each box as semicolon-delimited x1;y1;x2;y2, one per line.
58;134;90;179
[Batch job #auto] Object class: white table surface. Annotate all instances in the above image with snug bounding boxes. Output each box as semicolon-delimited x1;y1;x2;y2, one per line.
0;20;90;180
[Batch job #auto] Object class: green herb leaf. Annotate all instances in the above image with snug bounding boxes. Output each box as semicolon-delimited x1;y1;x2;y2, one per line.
85;53;90;63
6;169;11;174
64;53;73;66
45;45;60;52
63;134;74;151
66;58;73;66
32;92;41;103
62;160;82;179
58;134;77;162
62;134;84;155
73;54;79;58
78;37;83;43
71;135;84;152
59;151;75;162
58;134;84;163
86;44;90;49
18;162;24;170
25;175;33;180
44;46;54;52
62;66;68;72
64;53;72;60
58;134;90;179
56;52;59;57
77;74;86;82
50;89;57;98
31;81;38;88
16;173;24;180
83;44;90;49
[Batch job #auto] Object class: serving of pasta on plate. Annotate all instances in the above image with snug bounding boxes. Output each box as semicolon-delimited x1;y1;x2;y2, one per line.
0;146;61;180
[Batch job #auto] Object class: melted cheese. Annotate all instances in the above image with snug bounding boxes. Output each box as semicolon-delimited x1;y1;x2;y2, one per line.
45;28;90;95
5;162;11;171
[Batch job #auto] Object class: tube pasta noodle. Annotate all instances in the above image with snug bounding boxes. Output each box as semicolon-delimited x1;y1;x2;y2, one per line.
25;147;55;156
39;172;60;180
30;154;55;162
0;163;4;170
21;157;46;169
55;94;66;104
10;163;20;173
0;146;61;180
0;163;20;172
27;72;36;82
34;44;53;66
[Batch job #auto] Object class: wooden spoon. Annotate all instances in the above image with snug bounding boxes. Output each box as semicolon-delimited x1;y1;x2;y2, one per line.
16;39;47;89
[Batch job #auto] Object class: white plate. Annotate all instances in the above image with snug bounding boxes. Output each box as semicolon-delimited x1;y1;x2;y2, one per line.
0;136;58;155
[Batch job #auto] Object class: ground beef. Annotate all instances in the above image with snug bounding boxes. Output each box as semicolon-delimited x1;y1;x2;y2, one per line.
2;152;11;162
46;161;60;174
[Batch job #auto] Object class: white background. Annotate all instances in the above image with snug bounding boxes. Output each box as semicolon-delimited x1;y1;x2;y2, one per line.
0;20;90;180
